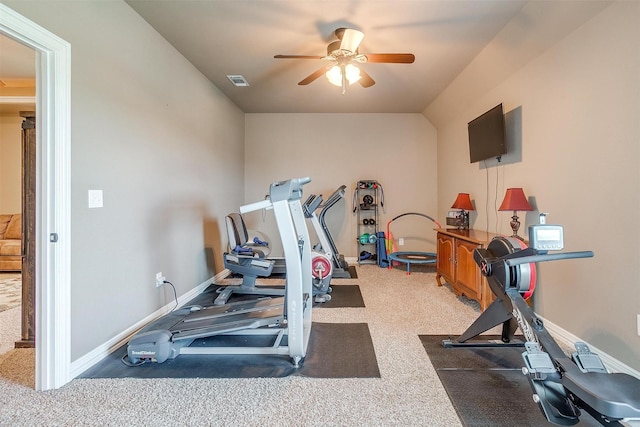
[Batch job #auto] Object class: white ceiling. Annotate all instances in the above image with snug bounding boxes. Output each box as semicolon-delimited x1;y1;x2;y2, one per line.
0;34;35;114
125;0;529;113
0;34;34;78
1;1;612;115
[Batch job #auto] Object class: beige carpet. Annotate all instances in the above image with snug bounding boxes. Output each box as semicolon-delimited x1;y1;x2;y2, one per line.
0;273;21;312
0;265;495;426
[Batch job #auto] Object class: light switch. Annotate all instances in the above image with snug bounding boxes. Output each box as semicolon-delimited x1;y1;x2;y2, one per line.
88;189;103;208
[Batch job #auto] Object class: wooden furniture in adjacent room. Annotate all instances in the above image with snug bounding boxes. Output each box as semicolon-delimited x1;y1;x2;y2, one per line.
0;214;22;271
435;228;499;312
16;112;36;349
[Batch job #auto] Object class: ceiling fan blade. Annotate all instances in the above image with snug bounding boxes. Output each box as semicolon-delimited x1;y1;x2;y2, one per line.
274;55;323;60
358;69;375;88
298;67;327;85
339;29;364;53
363;53;415;64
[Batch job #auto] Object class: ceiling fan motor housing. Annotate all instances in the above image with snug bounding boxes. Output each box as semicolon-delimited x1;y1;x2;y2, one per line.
327;40;344;56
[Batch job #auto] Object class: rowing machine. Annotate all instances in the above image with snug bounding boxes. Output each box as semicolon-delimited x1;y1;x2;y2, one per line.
443;220;640;426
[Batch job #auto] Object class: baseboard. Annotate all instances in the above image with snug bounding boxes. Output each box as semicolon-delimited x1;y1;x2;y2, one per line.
541;315;640;379
69;270;230;379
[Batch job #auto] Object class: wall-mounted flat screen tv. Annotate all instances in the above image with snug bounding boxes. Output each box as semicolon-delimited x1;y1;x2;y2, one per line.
468;103;506;163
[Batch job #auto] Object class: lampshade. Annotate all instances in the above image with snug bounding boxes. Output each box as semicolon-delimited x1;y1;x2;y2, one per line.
451;193;474;211
499;188;533;211
326;64;361;87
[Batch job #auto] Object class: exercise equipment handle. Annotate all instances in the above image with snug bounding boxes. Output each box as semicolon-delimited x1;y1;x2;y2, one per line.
295;176;312;186
270;176;311;202
505;251;594;267
303;194;323;217
240;199;272;214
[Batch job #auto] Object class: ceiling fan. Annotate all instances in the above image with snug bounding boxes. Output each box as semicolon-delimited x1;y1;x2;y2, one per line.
274;28;415;94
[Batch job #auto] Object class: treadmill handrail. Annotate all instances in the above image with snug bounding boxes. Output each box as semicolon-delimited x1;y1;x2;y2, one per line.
240;199;272;214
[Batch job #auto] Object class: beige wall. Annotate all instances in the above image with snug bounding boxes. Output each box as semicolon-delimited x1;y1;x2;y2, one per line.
427;1;640;371
0;114;22;213
5;0;638;375
244;113;438;259
4;0;246;361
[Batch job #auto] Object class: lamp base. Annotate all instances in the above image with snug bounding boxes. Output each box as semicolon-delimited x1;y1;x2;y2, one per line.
509;213;521;239
459;211;470;230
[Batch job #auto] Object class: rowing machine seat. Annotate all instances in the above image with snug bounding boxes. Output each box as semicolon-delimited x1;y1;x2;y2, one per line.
562;368;640;421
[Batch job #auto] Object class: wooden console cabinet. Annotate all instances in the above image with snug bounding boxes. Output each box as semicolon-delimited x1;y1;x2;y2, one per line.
435;228;499;311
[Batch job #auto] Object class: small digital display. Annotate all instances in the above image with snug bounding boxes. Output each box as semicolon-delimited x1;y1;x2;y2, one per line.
536;228;561;241
529;224;564;251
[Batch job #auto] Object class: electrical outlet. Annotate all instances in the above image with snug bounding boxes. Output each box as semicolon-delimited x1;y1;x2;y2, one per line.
399;238;405;246
155;272;165;287
637;314;640;336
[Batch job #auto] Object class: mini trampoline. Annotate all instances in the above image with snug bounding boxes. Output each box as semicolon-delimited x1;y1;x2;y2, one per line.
386;212;442;274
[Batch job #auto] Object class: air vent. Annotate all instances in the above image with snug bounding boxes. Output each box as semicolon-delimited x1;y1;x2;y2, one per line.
227;75;249;87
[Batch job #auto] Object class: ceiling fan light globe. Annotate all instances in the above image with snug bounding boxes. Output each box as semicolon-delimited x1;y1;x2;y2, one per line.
345;64;361;84
325;66;342;86
326;64;361;86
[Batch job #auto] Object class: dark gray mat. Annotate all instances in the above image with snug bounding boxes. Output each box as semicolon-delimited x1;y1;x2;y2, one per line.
344;265;358;278
419;335;602;426
316;285;365;308
80;322;379;379
201;284;365;308
301;322;379;378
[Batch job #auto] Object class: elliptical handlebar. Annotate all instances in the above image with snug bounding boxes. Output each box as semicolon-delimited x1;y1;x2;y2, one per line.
303;194;323;218
322;185;346;208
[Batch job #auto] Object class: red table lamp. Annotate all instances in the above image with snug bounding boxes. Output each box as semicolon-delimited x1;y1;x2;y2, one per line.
499;188;533;238
451;193;474;230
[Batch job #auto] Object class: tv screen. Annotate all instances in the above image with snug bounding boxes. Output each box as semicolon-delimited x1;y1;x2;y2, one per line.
468;103;506;163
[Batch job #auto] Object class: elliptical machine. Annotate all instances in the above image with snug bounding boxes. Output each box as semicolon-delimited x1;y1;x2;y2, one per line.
316;185;354;278
443;216;640;426
217;190;333;305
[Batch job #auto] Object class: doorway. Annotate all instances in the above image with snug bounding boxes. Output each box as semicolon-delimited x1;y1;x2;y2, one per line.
0;3;72;390
0;36;34;355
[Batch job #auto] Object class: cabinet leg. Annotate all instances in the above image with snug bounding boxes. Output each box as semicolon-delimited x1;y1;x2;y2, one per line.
436;274;444;287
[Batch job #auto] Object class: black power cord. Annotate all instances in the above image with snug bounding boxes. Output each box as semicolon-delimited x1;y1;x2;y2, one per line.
161;280;179;312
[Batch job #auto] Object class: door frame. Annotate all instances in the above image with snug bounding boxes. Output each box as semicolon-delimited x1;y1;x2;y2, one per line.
0;3;71;390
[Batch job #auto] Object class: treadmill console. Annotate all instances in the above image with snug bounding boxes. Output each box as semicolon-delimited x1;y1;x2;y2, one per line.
529;224;564;251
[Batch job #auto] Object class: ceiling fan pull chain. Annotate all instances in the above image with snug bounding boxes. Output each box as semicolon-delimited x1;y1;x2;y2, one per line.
341;65;348;94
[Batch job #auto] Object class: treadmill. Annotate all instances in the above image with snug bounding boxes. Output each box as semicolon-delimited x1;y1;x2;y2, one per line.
125;177;314;368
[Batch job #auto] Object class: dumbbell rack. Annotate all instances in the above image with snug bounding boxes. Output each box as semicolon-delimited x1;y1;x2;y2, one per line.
355;180;380;265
